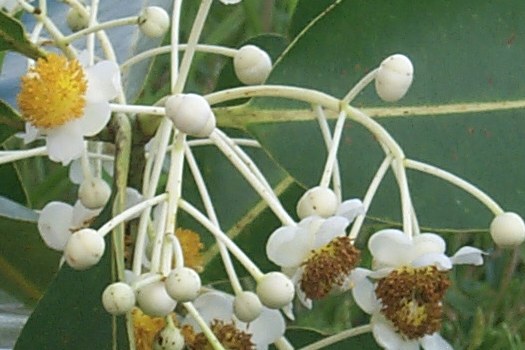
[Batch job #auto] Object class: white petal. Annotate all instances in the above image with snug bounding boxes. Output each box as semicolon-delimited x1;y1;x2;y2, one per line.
450;246;484;266
350;268;378;314
188;291;234;329
298;215;324;236
247;307;285;348
77;101;111;137
368;229;412;267
314;216;349;248
22;123;39;144
412;253;452;271
266;225;312;268
412;233;446;261
85;60;121;102
37;202;74;250
372;314;419;350
281;302;295;321
68;159;84;184
336;199;365;222
70;200;102;228
45;124;84;165
420;333;453;350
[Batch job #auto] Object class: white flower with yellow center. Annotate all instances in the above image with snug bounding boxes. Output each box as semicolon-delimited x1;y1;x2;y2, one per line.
18;53;121;165
183;291;285;350
266;199;364;310
351;229;484;350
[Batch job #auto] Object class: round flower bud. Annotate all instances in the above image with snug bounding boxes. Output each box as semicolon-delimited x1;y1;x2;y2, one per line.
490;212;525;247
256;272;294;309
153;324;185;350
139;6;170;38
66;7;89;32
78;177;111;209
233;45;272;85
165;94;216;137
165;267;201;302
136;280;176;317
296;186;339;219
102;282;136;315
233;291;263;323
64;228;105;270
375;54;414;102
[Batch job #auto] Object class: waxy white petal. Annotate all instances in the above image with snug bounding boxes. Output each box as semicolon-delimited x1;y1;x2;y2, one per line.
451;246;484;266
85;60;121;102
420;333;453;350
350;268;378;314
314;215;349;248
369;229;412;266
372;314;419;350
38;202;74;250
266;225;312;268
46;123;84;165
336;198;365;222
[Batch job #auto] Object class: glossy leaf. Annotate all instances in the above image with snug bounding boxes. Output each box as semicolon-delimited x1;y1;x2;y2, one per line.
0;99;23;143
0;11;45;60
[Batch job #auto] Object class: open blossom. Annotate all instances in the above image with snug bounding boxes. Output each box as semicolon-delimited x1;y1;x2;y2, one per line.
182;291;285;350
18;53;121;165
266;199;364;311
350;229;484;350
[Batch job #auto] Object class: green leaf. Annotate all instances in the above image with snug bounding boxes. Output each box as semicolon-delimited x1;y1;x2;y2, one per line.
0;99;24;144
0;10;45;60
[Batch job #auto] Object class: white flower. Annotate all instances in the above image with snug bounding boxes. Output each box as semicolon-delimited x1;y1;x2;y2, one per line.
183;291;285;349
37;200;102;251
266;199;364;311
350;229;484;350
19;53;121;165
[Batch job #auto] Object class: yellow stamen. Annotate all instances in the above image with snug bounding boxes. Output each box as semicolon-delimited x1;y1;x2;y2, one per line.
375;265;450;339
175;228;204;272
183;320;254;350
132;307;166;350
17;53;87;128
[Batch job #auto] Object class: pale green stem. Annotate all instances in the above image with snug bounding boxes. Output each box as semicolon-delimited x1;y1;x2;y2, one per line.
170;0;183;90
131;273;163;291
173;0;213;93
0;147;46;165
404;159;504;215
110;104;165;115
299;324;372;350
62;16;139;44
274;337;295;350
319;110;347;188
150;202;168;273
209;130;295;226
187;138;260;147
183;302;225;350
392;158;414;237
341;69;378;104
314;105;342;202
160;237;173;275
86;0;99;66
169;234;184;269
179;199;264;280
348;155;393;240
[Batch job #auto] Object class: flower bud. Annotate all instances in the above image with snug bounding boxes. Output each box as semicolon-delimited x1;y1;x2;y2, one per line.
136;280;176;317
66;7;89;32
256;272;294;309
165;267;201;302
233;291;263;323
64;228;105;270
375;54;414;102
234;45;272;85
296;186;338;219
153;324;185;350
78;177;111;209
139;6;170;38
165;94;216;137
490;212;525;247
102;282;136;315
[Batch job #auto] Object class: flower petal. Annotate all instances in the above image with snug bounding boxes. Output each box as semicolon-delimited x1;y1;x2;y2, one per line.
350;268;378;314
70;200;102;229
314;216;349;248
22;123;39;144
412;252;452;271
37;202;74;250
247;307;285;348
187;291;233;329
68;159;83;184
266;225;312;268
420;333;453;350
85;60;121;102
412;233;446;261
372;314;419;350
45;123;84;165
336;198;365;222
77;101;111;137
368;229;412;267
450;246;484;266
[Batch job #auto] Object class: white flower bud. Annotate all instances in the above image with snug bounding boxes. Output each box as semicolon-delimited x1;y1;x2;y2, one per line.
64;228;105;270
165;267;201;302
78;177;111;209
233;291;263;323
102;282;136;315
234;45;272;85
375;54;414;102
165;94;216;137
490;212;525;247
136;280;176;317
153;324;185;350
139;6;170;38
256;272;294;309
66;7;89;32
296;186;339;219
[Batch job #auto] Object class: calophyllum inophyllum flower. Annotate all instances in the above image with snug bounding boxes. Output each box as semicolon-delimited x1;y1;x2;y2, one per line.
350;229;484;350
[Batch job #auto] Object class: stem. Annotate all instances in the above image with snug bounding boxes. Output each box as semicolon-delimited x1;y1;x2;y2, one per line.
0;147;46;165
150;202;168;272
183;302;225;350
404;159;504;215
299;324;372;350
86;0;99;66
61;16;139;44
319;110;347;188
392;158;414;237
341;69;378;104
170;0;183;91
110;104;165;115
